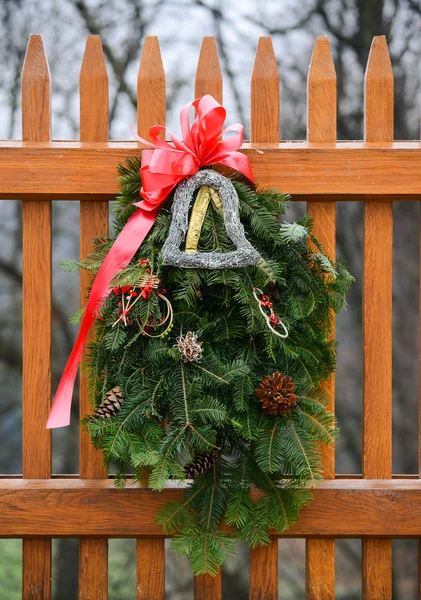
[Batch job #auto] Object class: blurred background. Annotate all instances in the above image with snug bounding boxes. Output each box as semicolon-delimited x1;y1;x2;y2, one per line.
1;0;421;597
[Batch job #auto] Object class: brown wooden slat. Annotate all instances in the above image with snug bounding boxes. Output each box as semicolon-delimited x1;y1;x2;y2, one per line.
251;37;279;144
136;540;165;600
362;36;394;600
306;36;337;600
1;479;421;537
137;36;166;138
194;571;221;600
193;35;223;599
22;540;51;600
21;35;51;142
79;34;109;600
21;33;52;600
136;35;167;600
249;35;279;600
4;141;421;199
249;540;278;600
195;37;222;103
419;188;421;600
79;539;108;600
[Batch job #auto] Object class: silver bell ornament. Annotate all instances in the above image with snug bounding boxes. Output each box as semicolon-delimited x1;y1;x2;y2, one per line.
159;169;262;269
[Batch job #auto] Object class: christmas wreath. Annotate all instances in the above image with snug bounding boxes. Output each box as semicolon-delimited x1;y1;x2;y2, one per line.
52;96;353;575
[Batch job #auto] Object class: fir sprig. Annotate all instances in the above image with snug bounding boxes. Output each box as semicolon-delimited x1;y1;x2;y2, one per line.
72;157;354;575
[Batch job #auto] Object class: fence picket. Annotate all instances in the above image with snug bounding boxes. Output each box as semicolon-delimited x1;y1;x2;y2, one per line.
419;205;421;596
251;37;279;143
136;36;166;600
79;35;109;600
195;37;222;102
21;33;52;600
137;36;166;139
362;36;394;600
249;35;280;600
192;35;223;600
305;36;337;600
249;541;278;600
193;573;221;600
136;539;165;600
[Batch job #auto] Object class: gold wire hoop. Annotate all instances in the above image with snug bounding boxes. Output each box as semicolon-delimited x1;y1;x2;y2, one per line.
138;293;174;339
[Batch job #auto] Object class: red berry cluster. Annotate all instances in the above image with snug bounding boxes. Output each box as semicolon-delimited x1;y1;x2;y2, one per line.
259;294;281;326
110;259;163;325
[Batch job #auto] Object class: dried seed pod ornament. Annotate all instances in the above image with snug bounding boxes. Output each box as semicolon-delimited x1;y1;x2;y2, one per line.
255;373;298;416
176;331;203;363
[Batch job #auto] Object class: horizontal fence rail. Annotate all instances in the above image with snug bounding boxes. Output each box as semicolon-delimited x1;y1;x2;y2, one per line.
2;142;421;199
1;479;420;538
1;29;420;599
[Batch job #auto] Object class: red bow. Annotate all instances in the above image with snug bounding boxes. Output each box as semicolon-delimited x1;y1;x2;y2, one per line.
46;95;253;428
133;94;253;210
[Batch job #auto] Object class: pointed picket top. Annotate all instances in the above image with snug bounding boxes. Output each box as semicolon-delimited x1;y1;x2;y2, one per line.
137;36;166;138
251;37;279;143
195;37;222;103
307;36;336;143
364;36;394;142
22;34;51;141
80;35;108;81
80;35;108;142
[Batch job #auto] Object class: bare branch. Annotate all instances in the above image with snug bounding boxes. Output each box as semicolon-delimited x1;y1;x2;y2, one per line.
73;0;137;107
0;258;74;355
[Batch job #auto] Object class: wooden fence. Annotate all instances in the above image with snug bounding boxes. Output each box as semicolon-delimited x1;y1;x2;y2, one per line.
0;31;420;600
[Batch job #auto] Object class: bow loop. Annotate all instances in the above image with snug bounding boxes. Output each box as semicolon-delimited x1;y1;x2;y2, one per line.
138;94;253;204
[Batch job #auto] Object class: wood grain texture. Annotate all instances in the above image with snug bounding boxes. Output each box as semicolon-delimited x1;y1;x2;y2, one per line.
136;539;165;600
307;37;336;146
22;539;52;600
79;34;109;479
306;538;335;600
194;571;221;600
193;34;223;598
22;199;52;478
136;33;167;599
4;141;421;199
79;35;109;600
364;37;394;143
306;36;337;600
22;33;52;600
195;37;222;103
419;209;421;599
79;538;108;600
80;35;108;142
249;540;278;600
251;37;279;143
1;479;421;537
22;35;51;142
137;37;165;137
249;39;279;600
362;540;392;599
362;36;394;600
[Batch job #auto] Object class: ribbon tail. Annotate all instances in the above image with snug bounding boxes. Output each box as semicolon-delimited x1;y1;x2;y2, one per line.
46;207;159;428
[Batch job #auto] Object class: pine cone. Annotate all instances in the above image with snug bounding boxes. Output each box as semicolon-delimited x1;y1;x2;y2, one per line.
176;331;203;363
184;451;216;479
255;373;297;416
91;386;124;420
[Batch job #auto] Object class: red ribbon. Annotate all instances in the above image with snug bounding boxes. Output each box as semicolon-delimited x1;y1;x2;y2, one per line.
47;94;253;428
